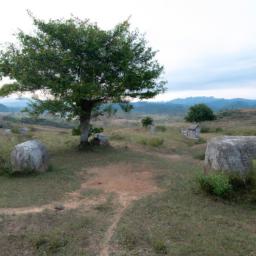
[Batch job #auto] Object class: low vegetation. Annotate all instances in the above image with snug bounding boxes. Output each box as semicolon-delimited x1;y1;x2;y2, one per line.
185;103;216;122
0;109;255;255
141;116;154;128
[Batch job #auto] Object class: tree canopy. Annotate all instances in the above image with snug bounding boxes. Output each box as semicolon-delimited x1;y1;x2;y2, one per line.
0;15;166;145
185;104;216;122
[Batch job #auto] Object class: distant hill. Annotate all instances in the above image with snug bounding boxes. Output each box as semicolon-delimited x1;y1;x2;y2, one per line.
169;97;256;111
0;98;30;112
131;101;187;115
131;97;256;115
0;96;255;115
0;103;9;112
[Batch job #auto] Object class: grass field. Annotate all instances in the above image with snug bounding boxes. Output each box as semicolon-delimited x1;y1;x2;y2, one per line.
0;110;255;255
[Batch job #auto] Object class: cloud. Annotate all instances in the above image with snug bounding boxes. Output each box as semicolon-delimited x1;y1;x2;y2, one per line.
165;49;256;91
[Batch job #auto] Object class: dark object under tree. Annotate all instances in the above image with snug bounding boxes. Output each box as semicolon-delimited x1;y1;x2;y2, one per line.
0;14;165;147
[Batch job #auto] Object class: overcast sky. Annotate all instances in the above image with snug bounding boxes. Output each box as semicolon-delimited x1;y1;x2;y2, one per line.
0;0;256;100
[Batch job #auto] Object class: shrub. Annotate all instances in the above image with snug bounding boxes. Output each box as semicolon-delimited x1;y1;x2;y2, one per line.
0;157;12;176
139;137;164;147
198;165;256;200
198;173;232;198
72;126;81;136
185;104;216;122
152;239;168;254
193;153;205;161
141;116;153;128
155;125;167;132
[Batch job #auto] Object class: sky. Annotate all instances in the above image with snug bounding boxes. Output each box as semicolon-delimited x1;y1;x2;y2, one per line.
0;0;256;101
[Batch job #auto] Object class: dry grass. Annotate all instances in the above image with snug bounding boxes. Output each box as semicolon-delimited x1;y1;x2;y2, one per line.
0;110;255;255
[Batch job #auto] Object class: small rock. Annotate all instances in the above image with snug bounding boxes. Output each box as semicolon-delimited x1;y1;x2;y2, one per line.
54;204;65;211
92;134;109;146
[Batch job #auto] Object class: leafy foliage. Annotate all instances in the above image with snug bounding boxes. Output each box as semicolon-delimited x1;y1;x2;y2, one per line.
198;168;256;199
185;104;215;122
0;14;165;144
141;116;153;128
72;125;103;137
198;172;232;197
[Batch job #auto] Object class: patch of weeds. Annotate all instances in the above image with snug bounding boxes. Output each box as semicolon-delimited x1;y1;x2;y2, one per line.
198;166;256;201
72;126;81;136
155;125;167;132
193;152;205;161
0;157;12;176
32;232;68;254
118;227;137;250
139;137;164;147
152;239;168;254
198;172;232;198
47;164;54;172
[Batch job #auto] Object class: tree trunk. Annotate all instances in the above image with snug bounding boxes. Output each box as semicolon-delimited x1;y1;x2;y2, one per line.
80;114;91;146
79;101;94;147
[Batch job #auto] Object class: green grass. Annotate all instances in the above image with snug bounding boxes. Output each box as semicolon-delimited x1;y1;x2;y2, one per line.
0;205;114;256
0;111;256;255
112;158;256;255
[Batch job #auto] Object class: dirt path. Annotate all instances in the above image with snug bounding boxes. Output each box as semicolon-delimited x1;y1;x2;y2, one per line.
100;194;133;256
0;196;106;215
0;163;161;256
83;164;160;256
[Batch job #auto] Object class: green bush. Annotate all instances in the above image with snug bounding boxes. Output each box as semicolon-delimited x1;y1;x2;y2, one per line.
0;157;12;176
193;153;205;161
185;104;216;122
198;173;232;197
72;126;81;136
198;165;256;200
141;116;153;128
152;239;168;254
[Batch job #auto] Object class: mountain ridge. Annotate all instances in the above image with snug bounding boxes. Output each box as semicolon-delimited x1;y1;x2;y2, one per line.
0;96;256;114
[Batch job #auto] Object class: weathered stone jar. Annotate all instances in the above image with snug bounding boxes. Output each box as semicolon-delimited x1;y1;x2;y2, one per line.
204;136;256;175
11;140;49;173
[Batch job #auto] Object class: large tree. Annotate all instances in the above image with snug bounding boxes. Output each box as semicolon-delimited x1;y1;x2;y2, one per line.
0;15;166;146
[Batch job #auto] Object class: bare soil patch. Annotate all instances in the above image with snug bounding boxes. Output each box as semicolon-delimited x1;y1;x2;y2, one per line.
83;163;160;256
0;162;160;256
